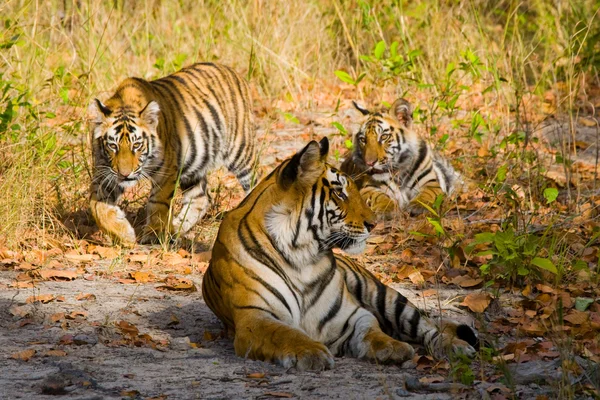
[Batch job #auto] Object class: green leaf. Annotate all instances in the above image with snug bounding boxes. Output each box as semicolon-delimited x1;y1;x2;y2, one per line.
374;40;386;60
531;257;558;274
334;70;355;85
283;112;299;124
354;72;367;85
426;217;445;236
473;232;495;244
344;139;353;150
331;122;347;135
543;187;558;204
390;41;399;58
575;297;595;312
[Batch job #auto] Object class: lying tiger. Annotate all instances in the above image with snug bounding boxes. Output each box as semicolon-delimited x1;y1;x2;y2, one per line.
203;137;478;370
341;98;464;216
88;63;257;244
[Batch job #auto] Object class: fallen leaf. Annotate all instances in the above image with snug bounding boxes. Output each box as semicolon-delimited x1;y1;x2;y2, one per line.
247;372;266;379
409;270;425;286
44;350;67;357
131;271;154;283
422;289;438;297
121;390;140;398
575;297;594;312
9;281;35;289
75;293;97;301
10;349;36;361
64;253;98;262
50;312;65;323
9;305;30;318
262;392;293;398
460;292;492;313
26;294;55;304
39;269;78;281
66;311;88;320
563;310;589;325
157;275;197;291
451;275;483;288
91;246;120;259
117;320;139;337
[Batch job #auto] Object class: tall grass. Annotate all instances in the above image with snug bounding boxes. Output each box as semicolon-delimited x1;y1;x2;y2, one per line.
0;0;598;247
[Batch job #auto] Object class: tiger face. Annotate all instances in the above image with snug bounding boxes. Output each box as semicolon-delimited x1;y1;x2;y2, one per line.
89;98;161;188
352;98;419;182
276;138;376;255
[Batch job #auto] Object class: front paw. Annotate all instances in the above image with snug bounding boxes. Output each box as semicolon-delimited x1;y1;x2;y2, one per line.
280;343;335;371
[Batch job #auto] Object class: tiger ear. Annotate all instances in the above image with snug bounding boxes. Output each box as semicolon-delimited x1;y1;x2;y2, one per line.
390;98;413;127
88;99;111;123
279;140;324;190
318;136;329;161
140;100;160;128
352;101;370;116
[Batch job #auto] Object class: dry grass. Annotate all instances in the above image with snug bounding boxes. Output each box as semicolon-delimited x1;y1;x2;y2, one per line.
0;0;598;249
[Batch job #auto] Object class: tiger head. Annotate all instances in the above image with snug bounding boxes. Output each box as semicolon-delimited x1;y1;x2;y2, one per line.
88;87;161;188
274;137;376;255
352;98;419;180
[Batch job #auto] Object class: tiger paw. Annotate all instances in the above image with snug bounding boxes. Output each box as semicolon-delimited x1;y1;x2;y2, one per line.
365;330;415;364
91;201;136;245
432;324;479;360
280;343;335;371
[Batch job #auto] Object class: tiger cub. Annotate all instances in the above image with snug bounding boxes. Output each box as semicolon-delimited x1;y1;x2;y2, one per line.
88;63;257;244
340;98;463;216
202;137;478;371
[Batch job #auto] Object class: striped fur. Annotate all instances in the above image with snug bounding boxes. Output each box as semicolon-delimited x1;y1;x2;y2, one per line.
88;63;257;244
340;98;462;216
202;137;478;371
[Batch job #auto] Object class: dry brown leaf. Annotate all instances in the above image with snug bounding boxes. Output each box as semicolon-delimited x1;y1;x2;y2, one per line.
460;292;492;313
50;312;65;323
158;276;197;291
564;310;589;325
44;349;67;357
26;294;55;304
75;293;96;301
16;262;37;271
408;270;425;286
66;311;88;320
262;392;293;398
128;253;150;263
117;320;139;337
64;253;98;262
247;372;266;379
419;375;445;384
39;269;78;281
422;289;438;297
92;246;120;259
9;281;35;289
9;305;30;318
518;321;546;336
10;349;36;361
131;271;154;283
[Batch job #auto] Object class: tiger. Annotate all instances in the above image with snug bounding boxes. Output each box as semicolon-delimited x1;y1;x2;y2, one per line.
202;137;478;371
340;98;464;216
88;62;257;244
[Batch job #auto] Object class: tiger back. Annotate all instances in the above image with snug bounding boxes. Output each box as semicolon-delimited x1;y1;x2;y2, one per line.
88;63;257;244
202;137;478;371
340;98;463;216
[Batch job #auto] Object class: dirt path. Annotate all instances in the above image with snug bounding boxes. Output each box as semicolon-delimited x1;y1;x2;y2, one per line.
1;264;473;400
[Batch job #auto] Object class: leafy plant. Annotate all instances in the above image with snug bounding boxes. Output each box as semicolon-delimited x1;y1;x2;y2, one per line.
469;227;559;285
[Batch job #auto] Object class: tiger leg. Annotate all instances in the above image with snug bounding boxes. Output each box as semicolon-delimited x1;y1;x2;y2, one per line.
226;148;257;193
360;186;397;216
89;181;136;245
233;309;335;371
141;172;177;243
338;308;415;364
172;177;210;234
337;255;478;359
407;184;444;215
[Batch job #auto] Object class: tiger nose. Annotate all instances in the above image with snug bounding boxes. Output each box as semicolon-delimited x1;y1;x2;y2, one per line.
118;168;132;179
364;220;376;232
